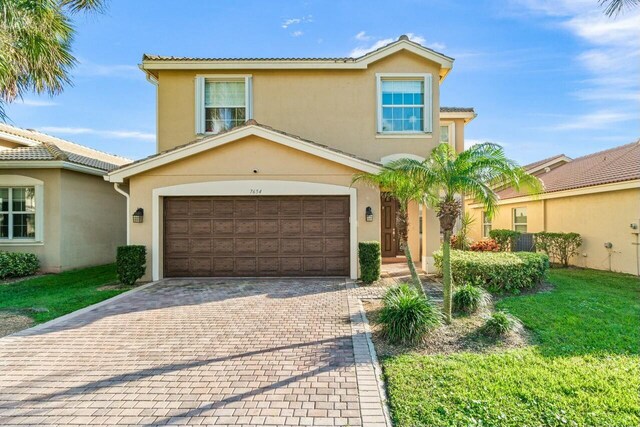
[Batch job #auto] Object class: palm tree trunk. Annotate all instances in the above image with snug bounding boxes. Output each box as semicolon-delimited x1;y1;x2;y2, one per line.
396;207;423;295
442;230;453;324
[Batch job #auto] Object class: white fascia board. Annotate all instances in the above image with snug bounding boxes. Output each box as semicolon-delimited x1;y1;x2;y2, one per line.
0;132;41;147
107;125;382;183
0;160;106;176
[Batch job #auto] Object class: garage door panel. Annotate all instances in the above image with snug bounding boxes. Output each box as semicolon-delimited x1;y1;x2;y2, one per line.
164;196;349;277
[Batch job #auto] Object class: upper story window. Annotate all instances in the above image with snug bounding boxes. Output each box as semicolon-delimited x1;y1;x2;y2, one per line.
513;207;527;233
195;75;253;134
0;187;36;239
376;74;432;135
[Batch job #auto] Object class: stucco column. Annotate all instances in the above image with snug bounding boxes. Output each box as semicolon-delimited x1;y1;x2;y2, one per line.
422;204;440;273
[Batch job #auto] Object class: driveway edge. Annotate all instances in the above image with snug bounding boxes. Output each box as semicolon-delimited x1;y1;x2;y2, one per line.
2;280;164;340
346;280;393;427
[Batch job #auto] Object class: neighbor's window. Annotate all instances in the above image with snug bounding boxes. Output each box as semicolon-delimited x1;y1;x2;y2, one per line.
482;211;492;238
378;75;432;134
0;187;36;239
195;76;252;134
440;125;449;144
513;207;527;233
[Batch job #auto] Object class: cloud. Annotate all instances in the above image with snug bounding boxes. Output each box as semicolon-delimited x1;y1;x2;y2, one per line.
544;110;637;131
349;33;440;58
514;1;640;114
38;126;155;141
15;99;58;107
281;15;312;29
74;59;139;79
354;31;371;41
291;30;303;37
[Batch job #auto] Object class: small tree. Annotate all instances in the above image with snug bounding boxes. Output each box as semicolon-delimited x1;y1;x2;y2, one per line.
392;143;541;323
534;232;582;267
452;212;475;251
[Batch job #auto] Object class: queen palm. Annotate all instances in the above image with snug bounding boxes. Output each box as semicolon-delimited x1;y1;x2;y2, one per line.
393;142;541;323
353;165;426;293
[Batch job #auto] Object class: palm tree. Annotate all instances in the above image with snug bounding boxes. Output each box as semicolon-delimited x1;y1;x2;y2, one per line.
0;0;105;119
599;0;639;16
353;164;427;293
393;143;542;323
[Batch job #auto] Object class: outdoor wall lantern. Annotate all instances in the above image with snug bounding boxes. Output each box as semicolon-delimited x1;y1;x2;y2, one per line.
133;208;144;223
365;206;374;222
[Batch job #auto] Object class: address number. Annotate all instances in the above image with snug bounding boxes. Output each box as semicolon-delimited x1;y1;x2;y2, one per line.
250;189;263;195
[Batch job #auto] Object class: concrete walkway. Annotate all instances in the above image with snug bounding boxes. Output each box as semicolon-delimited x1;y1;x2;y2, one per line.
0;278;389;426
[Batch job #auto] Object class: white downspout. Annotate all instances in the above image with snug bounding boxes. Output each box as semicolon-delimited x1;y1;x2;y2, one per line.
113;183;130;245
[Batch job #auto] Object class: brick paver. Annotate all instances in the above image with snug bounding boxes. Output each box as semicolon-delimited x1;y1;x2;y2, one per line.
0;278;389;426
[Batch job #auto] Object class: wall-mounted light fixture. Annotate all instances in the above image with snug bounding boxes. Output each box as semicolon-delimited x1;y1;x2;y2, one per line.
365;206;374;222
133;208;144;223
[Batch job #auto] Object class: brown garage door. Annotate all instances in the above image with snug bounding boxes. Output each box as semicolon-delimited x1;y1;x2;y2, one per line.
163;196;350;277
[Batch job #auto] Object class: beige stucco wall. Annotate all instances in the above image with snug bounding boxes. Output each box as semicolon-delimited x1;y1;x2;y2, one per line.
59;170;126;270
127;135;383;281
0;168;126;272
466;187;640;275
156;50;443;163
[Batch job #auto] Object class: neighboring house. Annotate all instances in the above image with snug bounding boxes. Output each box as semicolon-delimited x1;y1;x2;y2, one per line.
0;124;131;272
106;35;476;281
466;141;640;275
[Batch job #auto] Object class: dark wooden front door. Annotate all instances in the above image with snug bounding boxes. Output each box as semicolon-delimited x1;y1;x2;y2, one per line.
163;196;350;277
380;195;400;257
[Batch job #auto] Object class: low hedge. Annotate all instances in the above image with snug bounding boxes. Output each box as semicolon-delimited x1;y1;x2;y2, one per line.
116;245;146;286
433;250;549;293
358;241;381;284
489;229;521;251
0;251;39;279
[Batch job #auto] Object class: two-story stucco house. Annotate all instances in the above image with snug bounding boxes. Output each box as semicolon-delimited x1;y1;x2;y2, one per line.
106;36;475;281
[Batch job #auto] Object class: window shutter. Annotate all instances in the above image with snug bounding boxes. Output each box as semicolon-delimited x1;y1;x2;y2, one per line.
425;74;433;133
246;76;253;120
194;76;205;134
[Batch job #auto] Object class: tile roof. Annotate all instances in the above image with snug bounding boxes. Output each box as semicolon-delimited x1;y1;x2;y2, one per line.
498;141;640;199
109;119;382;175
440;107;475;113
0;123;131;172
522;153;569;170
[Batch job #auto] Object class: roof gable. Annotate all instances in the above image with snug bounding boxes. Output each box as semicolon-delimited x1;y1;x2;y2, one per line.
107;121;382;183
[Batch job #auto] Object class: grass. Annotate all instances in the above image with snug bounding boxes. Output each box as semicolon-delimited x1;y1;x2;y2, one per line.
382;268;640;427
0;264;133;326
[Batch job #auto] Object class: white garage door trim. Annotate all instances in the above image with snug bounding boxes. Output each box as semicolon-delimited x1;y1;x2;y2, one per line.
152;180;358;280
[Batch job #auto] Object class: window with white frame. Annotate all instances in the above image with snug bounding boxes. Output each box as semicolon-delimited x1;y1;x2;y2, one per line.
0;187;36;239
513;207;527;233
440;122;454;145
195;76;252;134
377;74;432;134
482;211;492;238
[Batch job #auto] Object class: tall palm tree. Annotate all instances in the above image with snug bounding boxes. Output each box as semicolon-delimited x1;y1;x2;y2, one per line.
0;0;105;119
353;164;427;293
393;143;542;323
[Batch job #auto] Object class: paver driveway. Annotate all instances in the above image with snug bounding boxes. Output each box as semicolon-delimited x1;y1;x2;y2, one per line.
0;279;388;426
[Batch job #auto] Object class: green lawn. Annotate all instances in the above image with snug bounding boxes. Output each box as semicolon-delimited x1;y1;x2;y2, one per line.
0;264;132;326
383;268;640;427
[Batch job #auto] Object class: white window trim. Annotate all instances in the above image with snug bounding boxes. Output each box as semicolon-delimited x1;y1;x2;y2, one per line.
0;175;44;244
440;121;455;149
195;74;253;135
482;211;492;238
512;207;527;233
376;73;433;135
151;181;358;281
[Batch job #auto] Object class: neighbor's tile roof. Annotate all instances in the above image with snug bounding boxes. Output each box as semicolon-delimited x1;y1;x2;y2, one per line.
0;124;131;172
440;107;475;113
110;119;382;174
498;141;640;199
522;153;569;170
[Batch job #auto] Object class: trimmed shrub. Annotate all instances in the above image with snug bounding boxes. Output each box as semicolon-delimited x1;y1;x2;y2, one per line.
433;250;549;293
0;252;39;279
453;284;491;314
116;245;146;286
358;241;381;284
380;284;442;344
489;229;521;251
534;231;582;267
469;239;500;252
482;311;521;337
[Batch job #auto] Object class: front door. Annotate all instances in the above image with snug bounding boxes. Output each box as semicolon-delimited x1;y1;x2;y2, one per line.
380;194;399;257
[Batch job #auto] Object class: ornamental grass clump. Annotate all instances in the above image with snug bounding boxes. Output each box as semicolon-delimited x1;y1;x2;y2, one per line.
379;284;442;345
453;284;491;314
482;310;521;337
